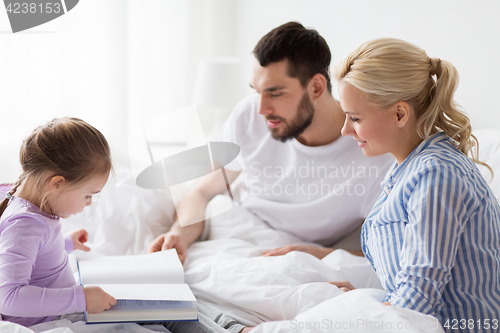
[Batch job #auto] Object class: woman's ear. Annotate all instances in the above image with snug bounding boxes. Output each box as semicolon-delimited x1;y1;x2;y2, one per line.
48;175;66;194
395;101;411;127
309;73;327;100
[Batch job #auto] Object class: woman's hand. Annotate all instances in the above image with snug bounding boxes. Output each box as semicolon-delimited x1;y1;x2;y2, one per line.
68;229;91;252
83;286;117;313
262;244;334;259
327;280;356;292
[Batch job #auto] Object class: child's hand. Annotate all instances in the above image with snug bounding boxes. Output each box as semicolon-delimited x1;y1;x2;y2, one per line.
69;229;91;252
83;286;117;314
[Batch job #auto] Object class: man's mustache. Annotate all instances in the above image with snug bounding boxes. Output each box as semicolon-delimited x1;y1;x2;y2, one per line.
265;115;285;122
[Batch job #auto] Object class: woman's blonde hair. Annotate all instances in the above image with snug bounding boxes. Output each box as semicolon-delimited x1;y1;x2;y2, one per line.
0;117;112;217
334;38;491;174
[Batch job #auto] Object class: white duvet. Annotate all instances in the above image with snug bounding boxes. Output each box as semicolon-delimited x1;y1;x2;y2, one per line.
0;172;444;333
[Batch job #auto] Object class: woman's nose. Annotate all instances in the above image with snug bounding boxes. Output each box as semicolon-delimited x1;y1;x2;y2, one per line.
341;116;353;136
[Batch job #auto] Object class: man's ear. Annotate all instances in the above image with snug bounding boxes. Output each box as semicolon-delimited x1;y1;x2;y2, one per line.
309;73;327;100
394;101;412;127
48;175;66;194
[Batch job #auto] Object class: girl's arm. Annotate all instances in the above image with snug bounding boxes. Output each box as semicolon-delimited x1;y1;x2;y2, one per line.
0;217;86;317
64;229;91;253
391;161;467;315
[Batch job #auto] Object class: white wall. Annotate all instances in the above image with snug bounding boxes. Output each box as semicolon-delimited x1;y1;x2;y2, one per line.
231;0;500;131
0;0;129;182
1;0;499;183
0;0;228;182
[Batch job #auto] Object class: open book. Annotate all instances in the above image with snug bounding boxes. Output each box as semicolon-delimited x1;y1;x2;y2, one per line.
77;249;197;324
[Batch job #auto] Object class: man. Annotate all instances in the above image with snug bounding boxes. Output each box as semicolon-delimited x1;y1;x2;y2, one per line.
150;21;394;333
149;22;393;261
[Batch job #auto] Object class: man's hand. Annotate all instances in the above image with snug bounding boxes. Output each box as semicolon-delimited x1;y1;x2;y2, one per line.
147;231;188;264
68;229;91;252
83;286;117;314
146;169;240;262
262;244;334;260
327;280;356;292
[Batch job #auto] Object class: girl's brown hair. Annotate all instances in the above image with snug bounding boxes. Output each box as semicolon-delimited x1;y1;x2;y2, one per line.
0;117;112;217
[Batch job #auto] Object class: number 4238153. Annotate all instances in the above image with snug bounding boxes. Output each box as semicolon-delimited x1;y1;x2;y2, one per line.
6;3;62;14
443;318;498;330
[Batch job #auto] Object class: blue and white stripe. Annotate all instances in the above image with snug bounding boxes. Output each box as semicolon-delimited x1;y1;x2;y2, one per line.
362;132;500;332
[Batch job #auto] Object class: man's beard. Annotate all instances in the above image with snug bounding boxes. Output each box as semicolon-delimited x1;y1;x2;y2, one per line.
267;91;315;143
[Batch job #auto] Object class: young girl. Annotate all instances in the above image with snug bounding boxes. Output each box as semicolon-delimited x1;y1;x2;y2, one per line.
332;38;500;332
0;117;117;327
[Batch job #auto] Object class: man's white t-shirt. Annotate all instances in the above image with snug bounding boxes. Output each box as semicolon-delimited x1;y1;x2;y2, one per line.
216;95;394;246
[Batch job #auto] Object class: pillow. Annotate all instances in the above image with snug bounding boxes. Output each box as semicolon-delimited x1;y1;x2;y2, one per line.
61;169;175;257
474;129;500;200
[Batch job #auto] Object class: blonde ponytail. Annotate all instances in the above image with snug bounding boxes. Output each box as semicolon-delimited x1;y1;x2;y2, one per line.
334;38;492;176
417;58;491;174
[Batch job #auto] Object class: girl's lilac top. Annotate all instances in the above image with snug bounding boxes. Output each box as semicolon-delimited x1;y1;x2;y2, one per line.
0;184;85;327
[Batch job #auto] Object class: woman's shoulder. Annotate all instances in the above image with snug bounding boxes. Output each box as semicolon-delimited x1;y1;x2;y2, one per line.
404;139;492;202
412;136;477;177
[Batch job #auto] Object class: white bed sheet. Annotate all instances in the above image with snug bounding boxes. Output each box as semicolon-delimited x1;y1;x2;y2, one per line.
1;189;444;333
183;198;444;332
15;125;500;333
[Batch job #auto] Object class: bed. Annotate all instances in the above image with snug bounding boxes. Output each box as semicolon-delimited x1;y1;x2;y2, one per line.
1;129;499;333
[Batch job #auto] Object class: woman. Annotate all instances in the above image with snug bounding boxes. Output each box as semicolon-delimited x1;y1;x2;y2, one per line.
333;38;500;332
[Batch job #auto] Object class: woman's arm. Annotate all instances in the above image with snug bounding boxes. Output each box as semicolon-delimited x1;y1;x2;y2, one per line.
390;161;467;315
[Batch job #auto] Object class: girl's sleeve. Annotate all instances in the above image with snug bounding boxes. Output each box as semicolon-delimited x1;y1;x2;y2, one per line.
64;233;74;253
389;160;470;315
0;216;86;317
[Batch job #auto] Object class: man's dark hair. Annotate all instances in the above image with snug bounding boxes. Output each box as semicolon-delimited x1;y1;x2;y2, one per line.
253;21;332;93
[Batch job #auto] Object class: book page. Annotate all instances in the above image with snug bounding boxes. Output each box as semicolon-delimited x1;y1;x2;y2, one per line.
78;249;184;285
110;299;196;311
86;299;198;322
86;283;196;301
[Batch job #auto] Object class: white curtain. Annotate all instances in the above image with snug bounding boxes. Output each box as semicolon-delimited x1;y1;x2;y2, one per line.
0;0;238;182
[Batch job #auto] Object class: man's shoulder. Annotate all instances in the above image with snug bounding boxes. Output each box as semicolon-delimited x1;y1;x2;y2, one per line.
231;94;260;122
224;94;268;140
